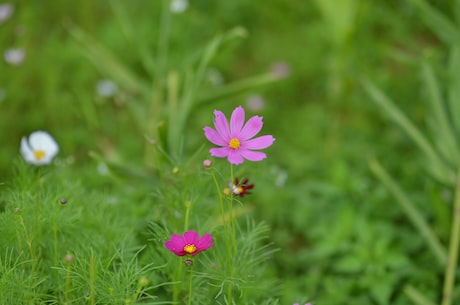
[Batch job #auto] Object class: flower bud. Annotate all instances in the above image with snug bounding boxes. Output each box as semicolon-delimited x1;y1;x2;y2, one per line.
203;159;212;168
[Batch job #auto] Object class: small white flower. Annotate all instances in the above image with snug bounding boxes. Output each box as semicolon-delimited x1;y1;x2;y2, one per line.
96;79;118;97
4;48;25;66
245;95;265;112
0;3;13;25
170;0;188;13
20;131;59;165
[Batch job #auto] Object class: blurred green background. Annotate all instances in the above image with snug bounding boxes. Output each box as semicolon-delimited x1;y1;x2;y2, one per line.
1;0;458;304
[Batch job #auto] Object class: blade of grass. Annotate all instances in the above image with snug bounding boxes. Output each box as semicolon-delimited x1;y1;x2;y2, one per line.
441;167;460;305
197;72;281;106
422;63;460;168
363;80;446;173
369;157;447;267
406;0;459;45
68;25;148;95
403;284;436;305
448;45;460;136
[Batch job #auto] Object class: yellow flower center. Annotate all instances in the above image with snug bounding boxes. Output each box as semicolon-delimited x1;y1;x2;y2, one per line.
228;138;240;149
233;186;244;194
34;150;46;160
184;244;197;254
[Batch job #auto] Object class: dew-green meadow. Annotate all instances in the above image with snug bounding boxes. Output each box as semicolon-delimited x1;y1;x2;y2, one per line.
1;0;460;304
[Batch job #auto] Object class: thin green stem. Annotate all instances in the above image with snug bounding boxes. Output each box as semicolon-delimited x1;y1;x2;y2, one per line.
228;164;237;257
441;167;460;305
187;263;194;305
89;251;95;305
53;206;60;267
18;214;35;273
226;164;236;305
64;261;72;305
184;201;191;232
210;168;232;267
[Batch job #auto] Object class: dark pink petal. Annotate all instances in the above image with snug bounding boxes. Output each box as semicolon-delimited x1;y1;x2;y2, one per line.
210;147;230;158
227;150;244;165
213;110;230;141
183;230;199;245
239;149;267;162
196;234;213;251
203;126;227;146
241;135;275;150
239;115;263;141
230;106;245;137
165;234;187;256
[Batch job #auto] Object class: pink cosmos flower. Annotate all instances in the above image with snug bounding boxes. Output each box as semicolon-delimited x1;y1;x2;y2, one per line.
165;230;213;256
203;106;275;165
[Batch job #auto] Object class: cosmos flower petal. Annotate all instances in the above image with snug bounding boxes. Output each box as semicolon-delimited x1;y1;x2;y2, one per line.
239;150;267;162
227;150;244;165
210;147;230;158
242;135;275;150
213;110;231;141
238;115;263;141
196;233;213;250
165;234;187;256
29;131;59;154
20;137;35;163
184;230;199;244
230;106;245;137
203;126;228;146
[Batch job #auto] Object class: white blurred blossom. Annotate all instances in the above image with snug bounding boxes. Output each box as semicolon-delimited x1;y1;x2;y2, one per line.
4;48;25;65
245;95;265;112
20;131;59;165
0;3;13;25
96;79;118;97
270;61;291;79
170;0;188;13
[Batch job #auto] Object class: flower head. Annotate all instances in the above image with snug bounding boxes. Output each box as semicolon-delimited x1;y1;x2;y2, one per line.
203;106;275;165
170;0;188;13
230;177;254;197
0;3;13;25
165;230;213;256
4;48;25;66
20;131;59;165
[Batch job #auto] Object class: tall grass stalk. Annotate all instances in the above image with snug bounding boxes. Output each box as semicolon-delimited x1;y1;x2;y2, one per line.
369;157;447;266
441;167;460;305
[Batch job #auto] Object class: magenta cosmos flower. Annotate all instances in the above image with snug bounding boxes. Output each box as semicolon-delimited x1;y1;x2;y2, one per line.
165;230;213;256
203;106;275;165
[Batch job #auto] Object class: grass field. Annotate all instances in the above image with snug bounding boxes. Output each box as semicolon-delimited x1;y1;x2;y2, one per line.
2;1;460;304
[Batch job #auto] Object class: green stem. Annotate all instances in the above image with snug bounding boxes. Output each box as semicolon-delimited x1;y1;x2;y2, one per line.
210;168;232;267
226;164;235;305
187;263;194;305
184;201;191;232
89;251;95;305
19;214;35;273
229;164;236;257
441;167;460;305
64;261;72;305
